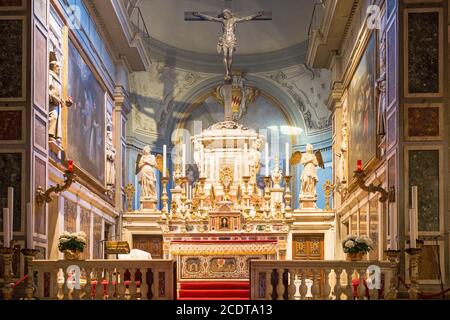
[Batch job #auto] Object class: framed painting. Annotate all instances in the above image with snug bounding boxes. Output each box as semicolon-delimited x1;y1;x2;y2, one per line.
348;33;377;176
66;39;106;186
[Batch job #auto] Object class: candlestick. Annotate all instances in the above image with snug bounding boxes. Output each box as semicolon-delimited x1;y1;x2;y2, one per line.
3;208;10;247
410;186;419;249
265;143;269;177
285;142;290;176
163;145;167;178
182;144;186;177
26;203;33;249
210;156;214;181
7;187;13;239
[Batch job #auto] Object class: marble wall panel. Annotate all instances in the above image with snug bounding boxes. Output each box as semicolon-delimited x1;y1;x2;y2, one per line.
408;150;439;232
407;106;440;138
34;157;46;235
0;153;21;232
0;110;22;140
0;19;23;99
34;25;47;110
63;198;77;233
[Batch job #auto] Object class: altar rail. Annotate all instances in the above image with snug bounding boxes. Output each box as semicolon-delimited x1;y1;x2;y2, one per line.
33;260;176;300
250;260;397;300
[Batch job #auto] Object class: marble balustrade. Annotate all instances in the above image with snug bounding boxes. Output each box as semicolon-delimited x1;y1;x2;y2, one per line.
33;259;176;300
250;260;397;300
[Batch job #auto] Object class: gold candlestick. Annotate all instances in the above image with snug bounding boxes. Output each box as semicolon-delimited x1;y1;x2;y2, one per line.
21;249;39;300
384;249;400;300
284;176;292;216
1;245;16;300
161;177;169;220
406;247;422;300
264;176;271;219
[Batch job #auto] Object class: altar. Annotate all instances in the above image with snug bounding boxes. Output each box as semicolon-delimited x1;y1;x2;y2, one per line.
170;239;278;280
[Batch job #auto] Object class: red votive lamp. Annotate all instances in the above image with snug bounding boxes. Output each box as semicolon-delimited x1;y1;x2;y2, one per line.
68;160;74;173
357;160;363;171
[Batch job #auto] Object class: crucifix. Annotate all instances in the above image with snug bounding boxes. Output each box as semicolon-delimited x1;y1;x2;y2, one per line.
185;1;272;82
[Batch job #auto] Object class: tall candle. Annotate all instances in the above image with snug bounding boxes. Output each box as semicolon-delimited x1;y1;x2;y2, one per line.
26;203;33;249
3;208;10;247
234;156;238;182
200;144;204;177
285;142;290;176
244;143;249;176
182;144;186;177
265;143;269;177
410;186;419;249
210;156;214;181
7;187;13;238
163;145;167;178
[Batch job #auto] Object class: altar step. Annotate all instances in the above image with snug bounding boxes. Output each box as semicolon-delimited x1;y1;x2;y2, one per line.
178;281;250;300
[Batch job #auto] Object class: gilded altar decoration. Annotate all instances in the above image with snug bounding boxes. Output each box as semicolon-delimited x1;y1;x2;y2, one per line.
105;110;116;193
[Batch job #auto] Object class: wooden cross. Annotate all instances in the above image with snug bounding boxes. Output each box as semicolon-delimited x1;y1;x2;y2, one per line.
184;0;272;21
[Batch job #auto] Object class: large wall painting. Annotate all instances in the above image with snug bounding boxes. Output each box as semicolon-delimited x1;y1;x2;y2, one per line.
348;34;376;175
67;40;105;185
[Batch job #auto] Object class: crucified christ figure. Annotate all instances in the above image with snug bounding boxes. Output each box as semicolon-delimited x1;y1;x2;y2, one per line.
193;9;263;81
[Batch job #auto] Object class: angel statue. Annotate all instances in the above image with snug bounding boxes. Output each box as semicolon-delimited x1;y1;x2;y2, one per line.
290;144;325;198
135;146;165;199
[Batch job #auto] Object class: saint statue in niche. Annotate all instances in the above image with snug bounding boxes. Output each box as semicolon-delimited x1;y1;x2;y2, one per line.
136;146;157;199
48;51;72;143
105;124;116;190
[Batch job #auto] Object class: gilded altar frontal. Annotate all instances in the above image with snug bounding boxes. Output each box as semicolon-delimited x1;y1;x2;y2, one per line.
0;0;449;310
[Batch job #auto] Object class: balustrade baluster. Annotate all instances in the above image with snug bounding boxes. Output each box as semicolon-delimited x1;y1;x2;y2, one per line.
55;268;64;300
82;268;91;300
334;269;342;300
346;269;354;300
299;269;307;300
140;268;148;300
118;268;126;299
357;269;367;300
322;269;331;300
129;268;137;300
311;270;320;299
288;269;296;300
265;270;273;300
276;269;284;300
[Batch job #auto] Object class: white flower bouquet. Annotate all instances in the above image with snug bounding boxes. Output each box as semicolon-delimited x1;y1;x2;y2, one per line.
58;231;87;253
342;235;373;255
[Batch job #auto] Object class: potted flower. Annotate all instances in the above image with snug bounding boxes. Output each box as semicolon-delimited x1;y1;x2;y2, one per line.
342;235;373;261
58;231;87;260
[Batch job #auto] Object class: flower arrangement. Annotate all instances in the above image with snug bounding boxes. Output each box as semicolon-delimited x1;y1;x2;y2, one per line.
342;235;373;255
58;231;87;253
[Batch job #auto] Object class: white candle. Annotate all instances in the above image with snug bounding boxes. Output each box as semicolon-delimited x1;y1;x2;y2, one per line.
265;143;269;177
26;203;33;249
210;156;214;181
7;187;13;237
410;186;419;249
163;145;167;178
234;156;238;182
3;208;10;247
200;144;205;177
244;143;249;176
285;142;290;176
389;202;397;250
182;144;186;177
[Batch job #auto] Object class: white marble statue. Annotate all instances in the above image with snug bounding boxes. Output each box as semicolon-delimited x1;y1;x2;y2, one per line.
105;128;116;188
300;144;324;198
136;146;157;199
